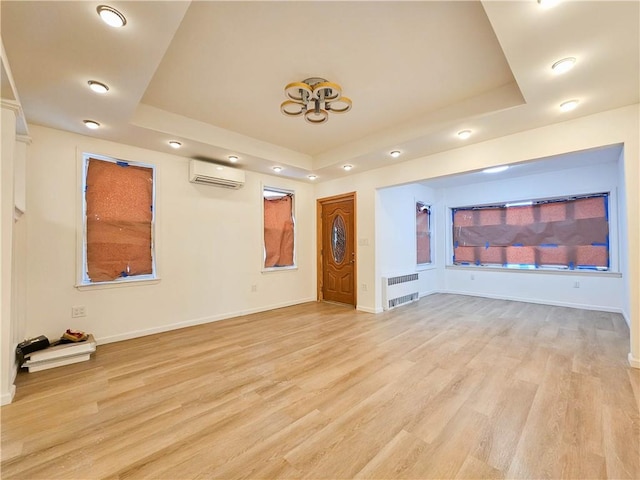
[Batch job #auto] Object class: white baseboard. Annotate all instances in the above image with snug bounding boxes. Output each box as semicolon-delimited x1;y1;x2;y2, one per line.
439;289;624;314
96;297;316;345
628;352;640;369
357;305;383;314
419;290;438;298
621;310;631;328
1;384;16;406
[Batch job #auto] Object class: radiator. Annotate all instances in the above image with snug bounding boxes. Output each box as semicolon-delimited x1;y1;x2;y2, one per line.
382;273;420;310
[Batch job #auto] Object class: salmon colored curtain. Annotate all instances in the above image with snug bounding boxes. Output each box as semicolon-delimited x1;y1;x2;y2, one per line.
264;195;294;267
86;158;153;282
416;203;431;264
453;195;609;269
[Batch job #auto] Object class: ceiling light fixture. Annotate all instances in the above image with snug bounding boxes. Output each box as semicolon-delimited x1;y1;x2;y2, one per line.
342;164;353;171
307;175;317;180
551;57;576;74
281;77;352;124
83;120;100;129
390;150;401;158
560;99;579;112
457;130;472;140
168;141;182;149
228;155;239;163
272;166;282;173
88;80;109;94
97;5;127;27
483;165;509;174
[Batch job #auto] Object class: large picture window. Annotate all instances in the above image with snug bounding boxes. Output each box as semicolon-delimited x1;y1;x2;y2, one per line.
263;187;295;269
452;193;609;270
82;154;156;284
416;201;431;265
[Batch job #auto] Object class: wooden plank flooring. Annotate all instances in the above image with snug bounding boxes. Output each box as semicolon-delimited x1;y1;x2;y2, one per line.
1;293;638;479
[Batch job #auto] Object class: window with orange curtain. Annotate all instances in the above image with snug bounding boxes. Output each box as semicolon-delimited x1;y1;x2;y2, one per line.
452;193;609;270
83;155;155;284
263;188;295;268
416;201;431;265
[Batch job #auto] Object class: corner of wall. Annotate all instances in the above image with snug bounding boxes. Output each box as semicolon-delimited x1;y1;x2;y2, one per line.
628;352;640;369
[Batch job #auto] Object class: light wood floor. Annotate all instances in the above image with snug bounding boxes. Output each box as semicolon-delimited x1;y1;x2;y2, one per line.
2;294;639;479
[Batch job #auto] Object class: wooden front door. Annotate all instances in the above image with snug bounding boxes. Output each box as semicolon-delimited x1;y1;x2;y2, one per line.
318;193;356;306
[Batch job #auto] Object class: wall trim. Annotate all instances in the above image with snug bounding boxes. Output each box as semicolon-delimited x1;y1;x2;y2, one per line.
357;305;383;314
628;352;640;369
15;134;32;145
96;297;316;345
419;290;438;298
438;289;625;314
1;384;16;406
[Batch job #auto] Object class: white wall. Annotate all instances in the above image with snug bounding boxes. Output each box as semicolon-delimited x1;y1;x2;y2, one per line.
1;106;17;405
377;183;438;297
25;125;316;344
617;148;631;325
1;104;28;405
315;105;639;365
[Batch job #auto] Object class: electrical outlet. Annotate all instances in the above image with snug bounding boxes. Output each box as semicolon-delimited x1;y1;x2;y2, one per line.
361;283;368;292
471;274;475;280
251;284;257;292
71;306;86;318
573;281;580;288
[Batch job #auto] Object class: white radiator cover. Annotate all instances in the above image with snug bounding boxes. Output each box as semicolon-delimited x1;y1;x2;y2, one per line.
382;273;420;310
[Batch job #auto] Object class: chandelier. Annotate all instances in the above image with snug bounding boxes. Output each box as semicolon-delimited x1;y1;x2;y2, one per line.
280;77;352;124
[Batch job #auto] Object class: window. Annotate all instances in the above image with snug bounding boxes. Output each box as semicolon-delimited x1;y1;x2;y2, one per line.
416;201;431;265
81;154;156;284
452;193;609;270
263;187;295;269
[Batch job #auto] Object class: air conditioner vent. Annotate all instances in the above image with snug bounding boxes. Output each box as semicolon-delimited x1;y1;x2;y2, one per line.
189;160;245;189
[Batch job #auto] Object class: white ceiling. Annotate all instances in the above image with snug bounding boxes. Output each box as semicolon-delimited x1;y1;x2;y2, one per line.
1;1;638;183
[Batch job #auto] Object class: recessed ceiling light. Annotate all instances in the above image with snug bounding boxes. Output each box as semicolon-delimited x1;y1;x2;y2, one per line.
97;5;127;27
216;166;224;171
88;80;109;94
343;164;353;171
390;150;401;158
272;166;282;173
168;141;182;149
551;57;576;74
228;155;239;163
83;120;100;129
307;174;317;180
483;165;509;174
560;99;579;112
457;130;472;140
537;0;560;8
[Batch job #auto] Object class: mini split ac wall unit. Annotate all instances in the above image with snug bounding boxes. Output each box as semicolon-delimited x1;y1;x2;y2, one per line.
189;159;245;189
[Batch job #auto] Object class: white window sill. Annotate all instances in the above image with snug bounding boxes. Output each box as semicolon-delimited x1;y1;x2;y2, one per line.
75;278;161;291
262;265;298;273
445;265;621;277
416;264;436;272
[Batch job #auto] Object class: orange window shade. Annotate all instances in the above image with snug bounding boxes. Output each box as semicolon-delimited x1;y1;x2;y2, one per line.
539;202;567;222
453;195;609;269
478;208;502;226
85;158;153;282
416;205;431;264
505;205;535;225
264;195;294;268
